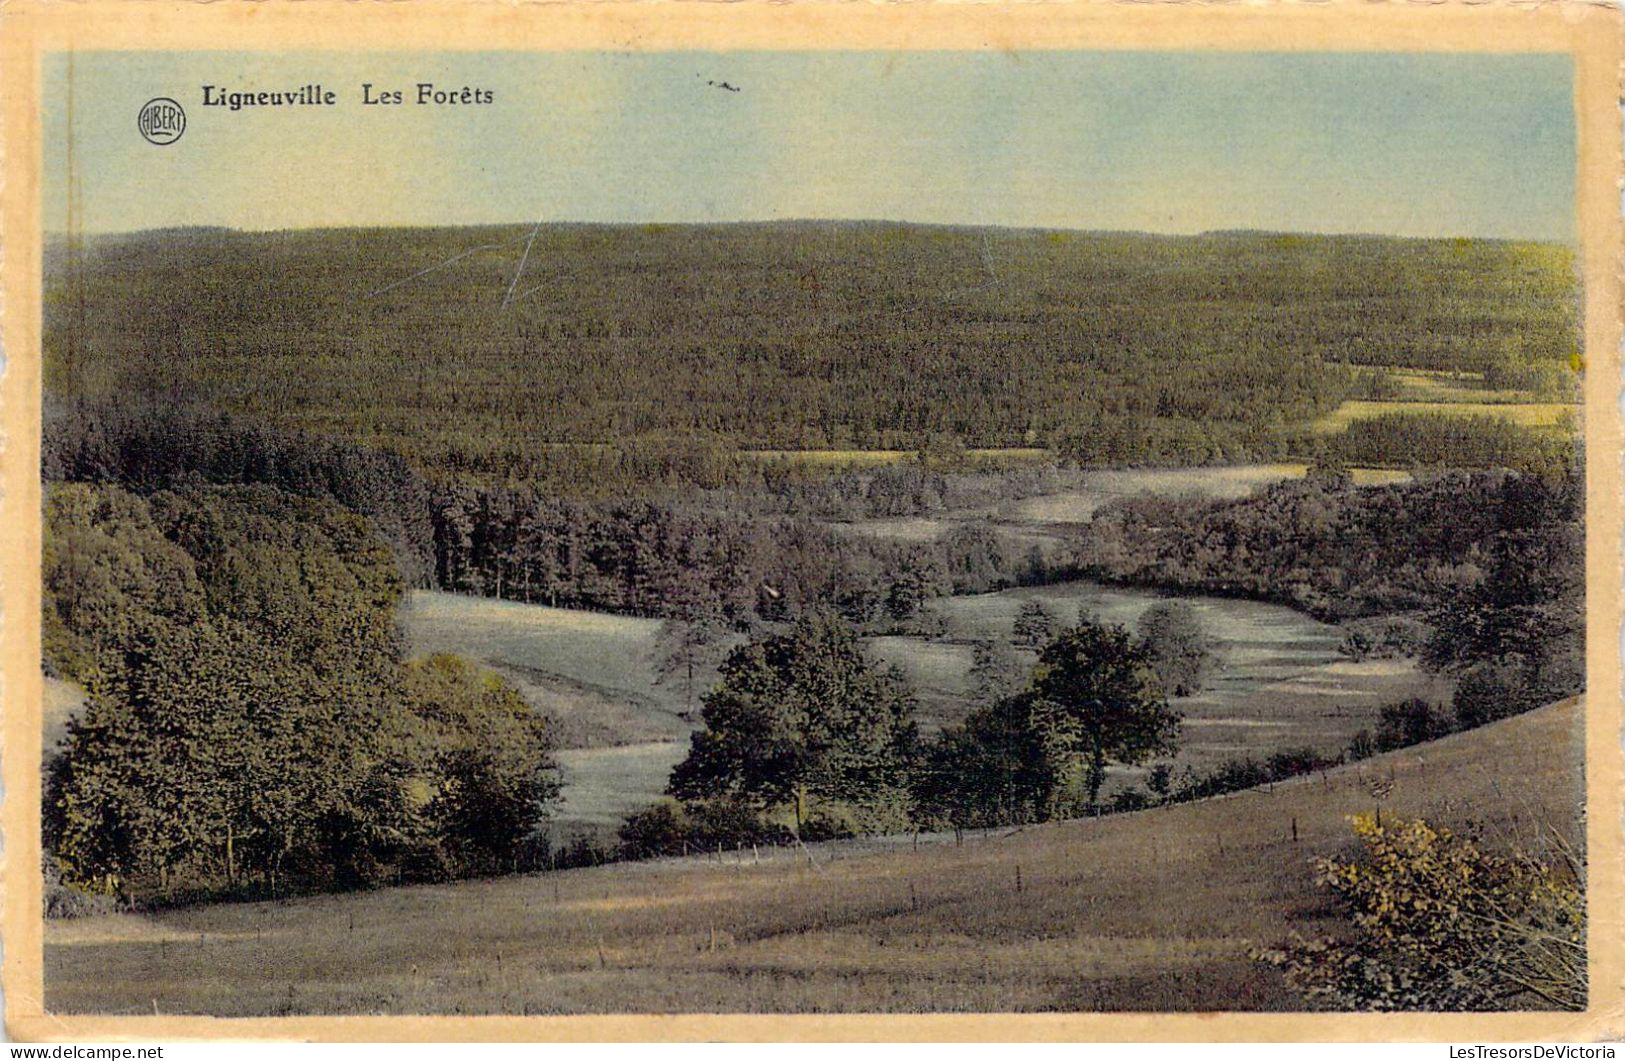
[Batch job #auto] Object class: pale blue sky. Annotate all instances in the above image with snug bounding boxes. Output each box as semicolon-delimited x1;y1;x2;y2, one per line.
44;50;1576;240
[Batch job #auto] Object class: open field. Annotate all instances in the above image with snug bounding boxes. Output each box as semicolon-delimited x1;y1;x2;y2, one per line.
402;593;699;837
833;464;1412;545
405;575;1446;835
401;592;689;750
1310;400;1576;435
552;744;691;834
1387;369;1523;401
44;698;1582;1015
875;581;1446;773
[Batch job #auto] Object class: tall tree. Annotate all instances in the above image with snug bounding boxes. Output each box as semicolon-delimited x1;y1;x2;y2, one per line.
1135;601;1216;698
967;639;1026;704
652;615;731;716
1030;619;1182;811
914;692;1062;828
667;614;917;830
1012;599;1060;649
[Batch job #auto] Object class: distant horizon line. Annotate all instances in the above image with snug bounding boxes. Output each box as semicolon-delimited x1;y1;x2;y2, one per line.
40;217;1574;246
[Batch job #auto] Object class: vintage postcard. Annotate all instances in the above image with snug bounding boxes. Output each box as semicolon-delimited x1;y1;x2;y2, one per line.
0;0;1620;1043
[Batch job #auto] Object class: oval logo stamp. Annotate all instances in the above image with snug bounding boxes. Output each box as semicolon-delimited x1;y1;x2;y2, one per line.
137;97;186;145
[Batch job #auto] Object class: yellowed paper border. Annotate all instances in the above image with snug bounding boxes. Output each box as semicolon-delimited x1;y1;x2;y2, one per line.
2;0;1620;1042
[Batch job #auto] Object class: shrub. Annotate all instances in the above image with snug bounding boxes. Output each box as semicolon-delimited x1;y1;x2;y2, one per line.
1374;698;1453;752
553;831;613;870
43;861;126;919
1135;601;1216;698
1173;758;1270;802
798;813;857;843
913;692;1062;829
618;801;689;860
686;799;791;849
617;799;792;861
1452;662;1536;730
1339;616;1433;661
1258;814;1585;1011
1109;787;1154;813
1265;746;1339;782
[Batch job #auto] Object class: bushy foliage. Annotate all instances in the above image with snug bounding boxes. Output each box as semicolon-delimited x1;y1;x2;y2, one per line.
617;799;792;861
1135;601;1216;697
1321;413;1575;479
1424;488;1584;705
913;692;1065;828
1373;699;1454;753
668;615;918;830
1259;815;1585;1011
1338;616;1433;662
1011;600;1061;649
1452;662;1539;730
1030;619;1182;811
403;655;559;878
44;403;1072;634
1082;466;1583;642
43;483;558;900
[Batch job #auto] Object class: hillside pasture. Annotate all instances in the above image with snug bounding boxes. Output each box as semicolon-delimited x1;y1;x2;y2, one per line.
401;591;686;747
997;465;1313;525
875;581;1448;774
43;699;1582;1015
552;743;691;835
402;592;694;835
405;575;1448;828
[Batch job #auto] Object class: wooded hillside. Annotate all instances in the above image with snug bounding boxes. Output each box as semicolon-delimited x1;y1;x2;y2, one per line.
45;224;1576;488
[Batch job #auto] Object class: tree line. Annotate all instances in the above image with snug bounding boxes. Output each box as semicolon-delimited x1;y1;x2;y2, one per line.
44;401;1071;631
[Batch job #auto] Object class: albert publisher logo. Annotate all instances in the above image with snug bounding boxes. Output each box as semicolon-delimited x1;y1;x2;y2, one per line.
137;97;185;145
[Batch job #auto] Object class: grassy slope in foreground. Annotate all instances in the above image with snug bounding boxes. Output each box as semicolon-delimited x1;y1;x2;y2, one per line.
45;699;1582;1015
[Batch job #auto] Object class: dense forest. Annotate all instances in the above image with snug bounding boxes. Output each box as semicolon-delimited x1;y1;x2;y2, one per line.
44;224;1576;490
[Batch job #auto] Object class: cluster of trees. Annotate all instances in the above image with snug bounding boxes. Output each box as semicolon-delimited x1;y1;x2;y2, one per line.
46;225;1574;493
628;612;1184;845
1084;464;1584;743
43;483;559;901
45;400;1580;656
44;399;438;585
1313;412;1576;479
430;483;1059;626
1080;464;1583;627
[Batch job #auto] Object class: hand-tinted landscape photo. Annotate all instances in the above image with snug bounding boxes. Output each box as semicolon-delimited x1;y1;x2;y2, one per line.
40;50;1585;1014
